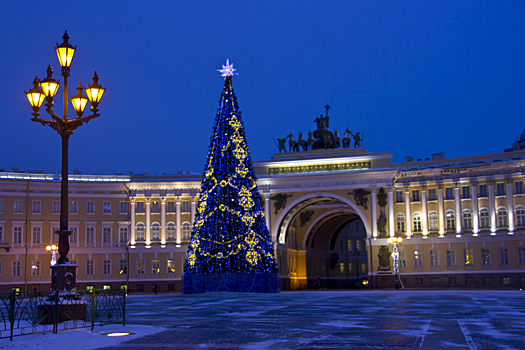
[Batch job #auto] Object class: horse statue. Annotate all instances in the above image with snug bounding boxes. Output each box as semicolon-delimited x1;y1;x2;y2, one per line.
307;130;317;150
323;131;333;149
297;131;307;151
342;129;352;148
288;133;299;152
333;129;341;148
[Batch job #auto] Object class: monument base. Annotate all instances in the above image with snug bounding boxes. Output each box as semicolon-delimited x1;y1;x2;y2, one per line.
183;273;280;294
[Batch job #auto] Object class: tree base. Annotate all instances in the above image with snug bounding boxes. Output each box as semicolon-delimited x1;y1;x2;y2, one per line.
182;273;280;294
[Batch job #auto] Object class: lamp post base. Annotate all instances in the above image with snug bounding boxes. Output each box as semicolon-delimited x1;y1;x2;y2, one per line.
51;263;77;291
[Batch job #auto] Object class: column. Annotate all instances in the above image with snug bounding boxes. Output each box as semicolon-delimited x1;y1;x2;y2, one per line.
388;187;395;238
437;183;445;237
421;184;428;238
506;177;515;234
145;197;151;245
488;179;496;235
454;182;462;235
160;196;166;244
371;187;377;239
130;197;136;245
471;180;479;236
191;196;197;225
176;197;181;244
404;185;412;238
264;192;271;233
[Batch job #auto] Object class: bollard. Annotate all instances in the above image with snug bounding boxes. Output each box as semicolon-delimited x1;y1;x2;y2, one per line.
91;288;96;331
53;292;59;334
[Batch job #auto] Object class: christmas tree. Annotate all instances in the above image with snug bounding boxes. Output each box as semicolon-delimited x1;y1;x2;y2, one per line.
183;60;279;293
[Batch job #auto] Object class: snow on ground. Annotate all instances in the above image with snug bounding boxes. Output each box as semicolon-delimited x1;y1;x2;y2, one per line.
0;324;167;350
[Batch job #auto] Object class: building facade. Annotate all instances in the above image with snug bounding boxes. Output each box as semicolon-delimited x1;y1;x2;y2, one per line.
1;146;524;292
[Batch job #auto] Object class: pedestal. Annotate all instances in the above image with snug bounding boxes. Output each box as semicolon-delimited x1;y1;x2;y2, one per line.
51;263;77;291
183;273;280;294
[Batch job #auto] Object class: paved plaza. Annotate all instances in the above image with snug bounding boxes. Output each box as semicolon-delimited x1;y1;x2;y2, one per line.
94;290;525;349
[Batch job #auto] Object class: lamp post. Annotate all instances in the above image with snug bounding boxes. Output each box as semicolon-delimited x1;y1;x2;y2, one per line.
25;31;105;292
46;245;59;265
387;236;403;289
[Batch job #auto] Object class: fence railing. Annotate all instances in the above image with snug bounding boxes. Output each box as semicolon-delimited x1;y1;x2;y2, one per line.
0;289;125;341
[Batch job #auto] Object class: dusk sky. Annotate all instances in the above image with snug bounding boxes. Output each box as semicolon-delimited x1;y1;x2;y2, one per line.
2;1;524;176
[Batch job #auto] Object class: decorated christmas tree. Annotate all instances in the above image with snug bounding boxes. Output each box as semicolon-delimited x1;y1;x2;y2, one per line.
183;60;279;293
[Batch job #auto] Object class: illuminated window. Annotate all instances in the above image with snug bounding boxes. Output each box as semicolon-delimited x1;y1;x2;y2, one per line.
428;211;438;231
414;251;423;267
136;223;145;241
69;201;78;213
347;239;353;252
482;249;490;265
464;249;473;265
167;223;175;241
339;263;345;273
103;201;111;213
167;259;176;274
151;223;160;241
412;213;421;232
151;201;160;213
348;262;353;272
501;277;510;285
361;263;366;273
356;239;362;252
182;222;191;241
31;261;40;277
396;214;405;233
137;260;145;274
152;260;160;274
119;260;127;275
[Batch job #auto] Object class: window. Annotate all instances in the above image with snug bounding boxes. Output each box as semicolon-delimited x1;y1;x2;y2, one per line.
515;181;524;195
70;201;78;213
339;263;345;273
412;214;421;232
414;251;423;267
136;223;145;241
137;259;145;274
86;260;94;275
136;201;145;213
52;200;60;213
86;227;95;244
347;239;353;252
119;260;127;275
51;226;59;244
356;239;362;252
482;249;491;265
479;184;488;198
399;251;407;268
167;259;176;274
462;211;472;230
446;210;455;231
428;211;438;231
14;200;23;213
119;201;128;214
167;201;175;213
0;199;3;213
13;226;22;244
32;200;41;213
516;206;525;227
182;222;191;241
480;208;490;228
87;201;95;213
501;277;510;285
448;277;457;286
361;263;366;274
103;227;111;243
339;239;345;253
182;200;190;213
462;185;471;199
0;226;3;241
411;190;420;202
500;248;509;265
447;250;456;266
151;201;160;213
103;201;111;213
464;249;473;265
103;260;111;275
31;261;40;276
151;223;160;241
119;226;128;243
396;214;405;233
395;190;404;203
415;278;423;286
428;188;437;201
445;187;454;200
356;221;360;230
518;248;525;265
430;250;439;267
348;262;353;272
12;261;21;277
69;226;78;244
32;226;41;243
152;259;160;274
496;182;505;196
167;223;175;241
497;208;508;228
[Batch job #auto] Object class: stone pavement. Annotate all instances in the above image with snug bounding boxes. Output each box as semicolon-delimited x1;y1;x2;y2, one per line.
98;290;525;349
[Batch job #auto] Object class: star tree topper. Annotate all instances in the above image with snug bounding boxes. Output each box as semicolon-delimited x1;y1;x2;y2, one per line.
217;59;239;79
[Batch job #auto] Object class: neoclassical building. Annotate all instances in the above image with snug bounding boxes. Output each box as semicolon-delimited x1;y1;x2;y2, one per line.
1;144;524;292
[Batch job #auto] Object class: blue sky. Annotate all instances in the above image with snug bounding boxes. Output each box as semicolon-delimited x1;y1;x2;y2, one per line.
1;1;524;175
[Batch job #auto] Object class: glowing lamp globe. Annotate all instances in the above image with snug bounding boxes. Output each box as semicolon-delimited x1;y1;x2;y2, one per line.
85;71;105;105
55;31;76;70
40;65;60;99
70;82;88;116
25;77;45;110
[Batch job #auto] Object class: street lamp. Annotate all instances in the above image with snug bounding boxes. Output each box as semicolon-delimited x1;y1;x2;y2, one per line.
387;236;403;289
46;245;59;265
25;31;106;292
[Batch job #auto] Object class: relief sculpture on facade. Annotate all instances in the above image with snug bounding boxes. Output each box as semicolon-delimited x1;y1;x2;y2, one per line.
348;189;371;210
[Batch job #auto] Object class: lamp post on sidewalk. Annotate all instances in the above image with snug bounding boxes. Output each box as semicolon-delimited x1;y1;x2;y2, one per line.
25;31;106;292
387;236;403;289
